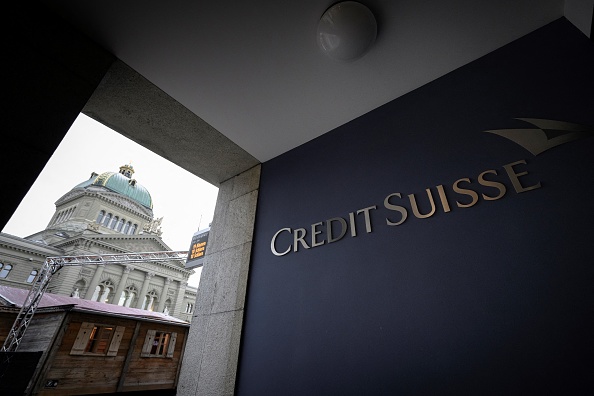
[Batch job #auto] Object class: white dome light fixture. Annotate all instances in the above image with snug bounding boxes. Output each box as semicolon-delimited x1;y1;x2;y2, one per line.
317;1;377;61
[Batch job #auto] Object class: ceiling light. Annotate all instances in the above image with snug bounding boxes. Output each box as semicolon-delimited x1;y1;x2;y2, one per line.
317;2;377;61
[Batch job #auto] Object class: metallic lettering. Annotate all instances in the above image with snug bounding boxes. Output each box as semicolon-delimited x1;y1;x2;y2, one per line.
356;206;377;233
271;228;292;256
436;185;451;212
409;189;436;219
453;178;479;208
349;212;357;237
311;222;325;247
269;158;543;257
327;217;348;243
384;193;408;226
294;228;310;252
503;159;542;193
478;170;506;200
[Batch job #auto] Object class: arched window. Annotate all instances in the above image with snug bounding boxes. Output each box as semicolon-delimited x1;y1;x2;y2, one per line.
99;287;110;302
129;224;138;235
91;285;103;301
103;213;112;227
118;290;128;306
98;281;114;303
111;216;119;230
116;218;124;232
96;210;105;224
123;221;131;234
164;299;172;314
125;289;136;307
142;290;158;311
185;302;193;313
26;269;38;283
0;263;13;278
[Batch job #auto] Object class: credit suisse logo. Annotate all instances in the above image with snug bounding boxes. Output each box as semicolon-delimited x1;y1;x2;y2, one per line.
270;119;593;256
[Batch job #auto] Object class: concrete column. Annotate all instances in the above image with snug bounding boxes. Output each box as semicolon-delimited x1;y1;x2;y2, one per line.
112;265;133;305
178;164;260;396
157;277;172;312
136;271;155;309
84;264;105;300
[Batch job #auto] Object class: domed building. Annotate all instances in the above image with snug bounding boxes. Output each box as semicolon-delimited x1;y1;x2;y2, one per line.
0;165;197;322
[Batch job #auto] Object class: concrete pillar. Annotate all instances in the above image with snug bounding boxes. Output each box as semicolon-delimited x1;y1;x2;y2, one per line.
157;277;172;312
84;264;105;300
178;164;260;396
112;265;133;305
136;271;155;309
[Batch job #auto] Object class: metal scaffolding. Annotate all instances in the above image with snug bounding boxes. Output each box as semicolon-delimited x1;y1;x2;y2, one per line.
1;251;188;352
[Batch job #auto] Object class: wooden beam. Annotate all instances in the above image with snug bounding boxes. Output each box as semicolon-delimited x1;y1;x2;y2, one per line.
117;321;141;392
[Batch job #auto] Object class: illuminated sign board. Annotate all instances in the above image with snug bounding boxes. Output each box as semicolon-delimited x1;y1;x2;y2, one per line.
186;228;209;269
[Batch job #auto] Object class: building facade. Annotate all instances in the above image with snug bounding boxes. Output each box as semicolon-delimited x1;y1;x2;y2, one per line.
0;165;197;322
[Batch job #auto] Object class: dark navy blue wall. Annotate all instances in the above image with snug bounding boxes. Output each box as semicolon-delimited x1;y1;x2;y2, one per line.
237;18;594;395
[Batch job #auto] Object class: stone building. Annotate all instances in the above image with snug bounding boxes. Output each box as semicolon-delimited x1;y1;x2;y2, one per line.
0;164;197;322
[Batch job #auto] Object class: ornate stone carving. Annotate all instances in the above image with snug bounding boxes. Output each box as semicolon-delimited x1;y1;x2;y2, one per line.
143;217;163;235
126;281;140;290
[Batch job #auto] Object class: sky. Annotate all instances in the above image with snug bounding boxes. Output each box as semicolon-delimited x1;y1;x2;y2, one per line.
2;113;219;287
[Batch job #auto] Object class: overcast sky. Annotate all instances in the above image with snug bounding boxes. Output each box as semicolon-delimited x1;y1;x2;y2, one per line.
2;113;219;287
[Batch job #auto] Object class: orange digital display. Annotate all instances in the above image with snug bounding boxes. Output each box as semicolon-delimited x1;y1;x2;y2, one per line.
187;230;209;264
190;241;207;259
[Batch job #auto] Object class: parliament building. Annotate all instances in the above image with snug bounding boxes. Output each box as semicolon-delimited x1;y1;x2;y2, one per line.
0;164;197;322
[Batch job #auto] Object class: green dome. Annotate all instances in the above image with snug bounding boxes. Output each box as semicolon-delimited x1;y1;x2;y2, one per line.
75;166;153;209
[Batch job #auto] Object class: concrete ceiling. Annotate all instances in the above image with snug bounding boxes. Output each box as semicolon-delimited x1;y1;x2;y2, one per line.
43;1;591;162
